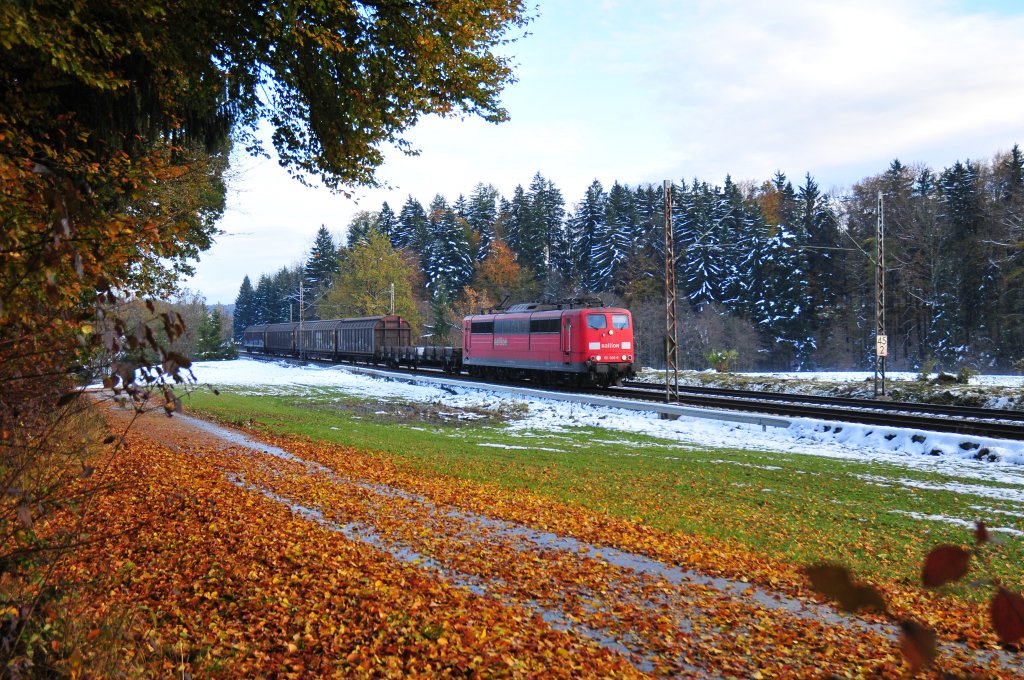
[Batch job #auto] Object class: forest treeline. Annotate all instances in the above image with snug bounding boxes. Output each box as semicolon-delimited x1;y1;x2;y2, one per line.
234;145;1024;372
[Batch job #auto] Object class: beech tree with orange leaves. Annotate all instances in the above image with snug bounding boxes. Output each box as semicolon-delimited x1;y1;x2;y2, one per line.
470;239;539;308
0;0;530;671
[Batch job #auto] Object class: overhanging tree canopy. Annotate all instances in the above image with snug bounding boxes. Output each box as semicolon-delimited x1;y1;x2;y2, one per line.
0;0;531;388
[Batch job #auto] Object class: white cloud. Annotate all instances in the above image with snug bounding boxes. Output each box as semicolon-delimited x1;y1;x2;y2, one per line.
186;0;1024;303
628;0;1024;181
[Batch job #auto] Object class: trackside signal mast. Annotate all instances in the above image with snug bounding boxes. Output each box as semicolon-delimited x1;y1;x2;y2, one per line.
874;190;887;396
298;279;305;360
664;179;679;403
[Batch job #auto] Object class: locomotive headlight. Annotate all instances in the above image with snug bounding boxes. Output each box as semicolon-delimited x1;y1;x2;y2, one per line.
595;355;601;361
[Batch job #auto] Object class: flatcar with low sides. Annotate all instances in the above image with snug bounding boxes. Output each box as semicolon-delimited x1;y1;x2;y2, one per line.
462;299;637;387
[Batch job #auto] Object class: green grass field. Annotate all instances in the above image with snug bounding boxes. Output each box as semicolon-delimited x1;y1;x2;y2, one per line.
183;386;1024;601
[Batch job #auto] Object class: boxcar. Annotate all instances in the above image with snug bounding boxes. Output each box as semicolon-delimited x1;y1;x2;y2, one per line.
312;315;411;362
264;322;299;355
462;303;636;386
241;323;270;353
242;316;413;361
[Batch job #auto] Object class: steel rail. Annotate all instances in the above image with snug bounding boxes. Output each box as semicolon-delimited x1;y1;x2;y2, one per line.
622;381;1024;423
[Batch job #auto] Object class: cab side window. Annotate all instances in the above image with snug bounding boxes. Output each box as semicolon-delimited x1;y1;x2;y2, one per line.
587;314;607;330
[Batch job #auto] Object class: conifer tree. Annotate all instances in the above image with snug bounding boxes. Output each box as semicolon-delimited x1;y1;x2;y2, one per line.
377;202;399;243
529;174;565;276
252;274;275;324
747;222;814;367
719;176;759;315
503;185;531;268
936;160;988;357
677;180;725;310
798;174;842;348
346;212;378;250
424;196;474;294
427;285;455;346
467;183;500;261
318;230;421;331
453;194;469;221
304;226;340;319
395;195;429;252
569;180;608;292
232;275;256;339
195;308;237;360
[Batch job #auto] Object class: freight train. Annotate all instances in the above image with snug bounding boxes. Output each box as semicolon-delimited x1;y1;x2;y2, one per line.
241;299;637;387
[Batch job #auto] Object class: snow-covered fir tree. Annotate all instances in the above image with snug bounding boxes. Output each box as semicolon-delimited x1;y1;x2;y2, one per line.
566;180;607;292
503;185;531;269
377;202;398;243
747;221;815;367
424;195;474;294
466;183;500;261
345;212;378;250
676;180;726;310
395;196;428;252
602;181;638;291
531;174;565;275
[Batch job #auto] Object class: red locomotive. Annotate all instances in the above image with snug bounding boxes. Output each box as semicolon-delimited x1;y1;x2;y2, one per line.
462;299;637;387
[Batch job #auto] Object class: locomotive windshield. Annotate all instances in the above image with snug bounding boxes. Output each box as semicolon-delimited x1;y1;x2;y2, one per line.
612;314;629;329
586;314;607;329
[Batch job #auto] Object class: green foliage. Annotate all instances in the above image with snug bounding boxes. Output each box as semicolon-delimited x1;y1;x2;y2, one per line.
319;230;422;333
194;308;237;360
233;275;256;340
1;1;531;672
705;349;739;373
428;286;455;346
303;226;340;319
345;212;379;250
956;365;977;384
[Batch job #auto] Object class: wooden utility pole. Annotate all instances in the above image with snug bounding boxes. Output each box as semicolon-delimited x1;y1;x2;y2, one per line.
664;180;679;403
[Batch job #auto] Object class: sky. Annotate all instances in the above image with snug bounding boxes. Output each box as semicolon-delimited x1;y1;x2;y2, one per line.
185;0;1024;304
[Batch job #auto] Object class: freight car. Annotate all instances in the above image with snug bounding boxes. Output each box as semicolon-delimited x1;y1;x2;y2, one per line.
462;299;637;387
241;315;461;372
242;299;637;387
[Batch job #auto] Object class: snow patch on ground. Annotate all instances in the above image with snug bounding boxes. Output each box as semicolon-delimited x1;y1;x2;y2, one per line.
889;510;1024;537
695;370;1024;388
185;359;1024;496
477;443;566;453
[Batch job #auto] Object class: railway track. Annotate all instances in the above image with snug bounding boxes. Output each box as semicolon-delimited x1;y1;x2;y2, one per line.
615;380;1024;441
242;355;1024;441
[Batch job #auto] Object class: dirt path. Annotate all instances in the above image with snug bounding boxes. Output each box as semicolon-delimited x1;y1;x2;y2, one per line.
92;404;1018;677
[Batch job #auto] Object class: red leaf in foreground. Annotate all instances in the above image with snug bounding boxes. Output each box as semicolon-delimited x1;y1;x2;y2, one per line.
991;588;1024;645
921;545;970;588
974;521;989;546
899;620;936;673
804;564;887;613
